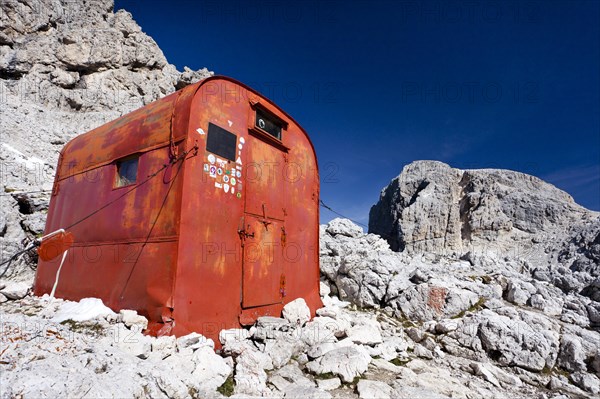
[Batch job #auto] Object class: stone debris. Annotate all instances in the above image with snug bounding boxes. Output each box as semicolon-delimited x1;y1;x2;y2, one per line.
356;379;393;399
347;318;383;346
191;346;233;391
283;384;332;399
282;297;312;326
0;281;31;299
219;328;251;346
0;237;593;399
119;309;148;331
326;218;364;238
176;332;214;351
470;362;501;387
316;377;341;390
306;345;372;383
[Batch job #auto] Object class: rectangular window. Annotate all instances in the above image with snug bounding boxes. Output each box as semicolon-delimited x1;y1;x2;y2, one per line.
206;123;237;161
255;108;282;140
115;156;139;187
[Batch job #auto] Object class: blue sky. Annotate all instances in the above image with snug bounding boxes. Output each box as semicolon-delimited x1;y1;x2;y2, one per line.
115;0;600;225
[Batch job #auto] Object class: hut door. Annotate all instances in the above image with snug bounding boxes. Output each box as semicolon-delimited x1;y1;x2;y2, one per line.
241;135;286;308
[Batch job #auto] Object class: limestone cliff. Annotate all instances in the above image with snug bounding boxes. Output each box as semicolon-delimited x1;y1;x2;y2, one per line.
369;161;600;295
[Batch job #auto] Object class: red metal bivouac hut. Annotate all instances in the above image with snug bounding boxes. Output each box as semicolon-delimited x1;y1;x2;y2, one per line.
34;76;322;343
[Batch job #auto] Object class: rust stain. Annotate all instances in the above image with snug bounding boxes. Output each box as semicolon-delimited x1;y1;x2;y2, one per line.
427;286;448;314
34;77;323;347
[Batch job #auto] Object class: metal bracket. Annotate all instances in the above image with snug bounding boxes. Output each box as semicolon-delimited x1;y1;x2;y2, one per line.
259;204;272;230
237;217;254;245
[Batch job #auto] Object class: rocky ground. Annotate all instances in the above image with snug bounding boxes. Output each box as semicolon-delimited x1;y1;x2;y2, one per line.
0;218;597;398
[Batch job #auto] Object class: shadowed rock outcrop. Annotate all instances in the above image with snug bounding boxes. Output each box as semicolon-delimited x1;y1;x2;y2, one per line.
369;161;600;295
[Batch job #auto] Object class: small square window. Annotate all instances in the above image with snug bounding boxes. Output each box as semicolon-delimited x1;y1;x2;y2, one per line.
206;123;237;161
115;157;138;187
255;108;282;140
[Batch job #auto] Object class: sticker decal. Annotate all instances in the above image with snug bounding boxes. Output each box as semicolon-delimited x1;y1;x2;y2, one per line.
236;170;242;178
203;164;209;172
196;128;205;135
223;175;230;183
215;182;222;188
230;177;236;185
208;154;216;164
228;120;233;127
224;183;230;193
236;135;244;164
209;166;217;178
236;192;242;199
217;168;223;175
232;187;235;194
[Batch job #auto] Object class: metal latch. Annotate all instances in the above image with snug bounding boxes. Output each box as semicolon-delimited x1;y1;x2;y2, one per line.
238;227;254;239
237;217;254;245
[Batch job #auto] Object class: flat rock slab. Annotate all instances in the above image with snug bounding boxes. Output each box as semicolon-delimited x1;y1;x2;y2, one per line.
316;377;341;391
0;281;30;299
357;379;393;399
306;345;371;383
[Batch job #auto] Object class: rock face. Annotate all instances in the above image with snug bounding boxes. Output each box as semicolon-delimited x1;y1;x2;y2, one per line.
320;217;600;397
369;161;600;294
0;0;212;281
370;161;596;251
320;220;494;321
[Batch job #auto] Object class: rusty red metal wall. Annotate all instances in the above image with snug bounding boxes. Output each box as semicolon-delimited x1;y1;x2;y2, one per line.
34;90;188;322
171;79;322;339
34;77;322;344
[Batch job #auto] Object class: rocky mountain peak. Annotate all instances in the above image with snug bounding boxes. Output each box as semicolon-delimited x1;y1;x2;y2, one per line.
369;160;598;259
0;0;211;113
